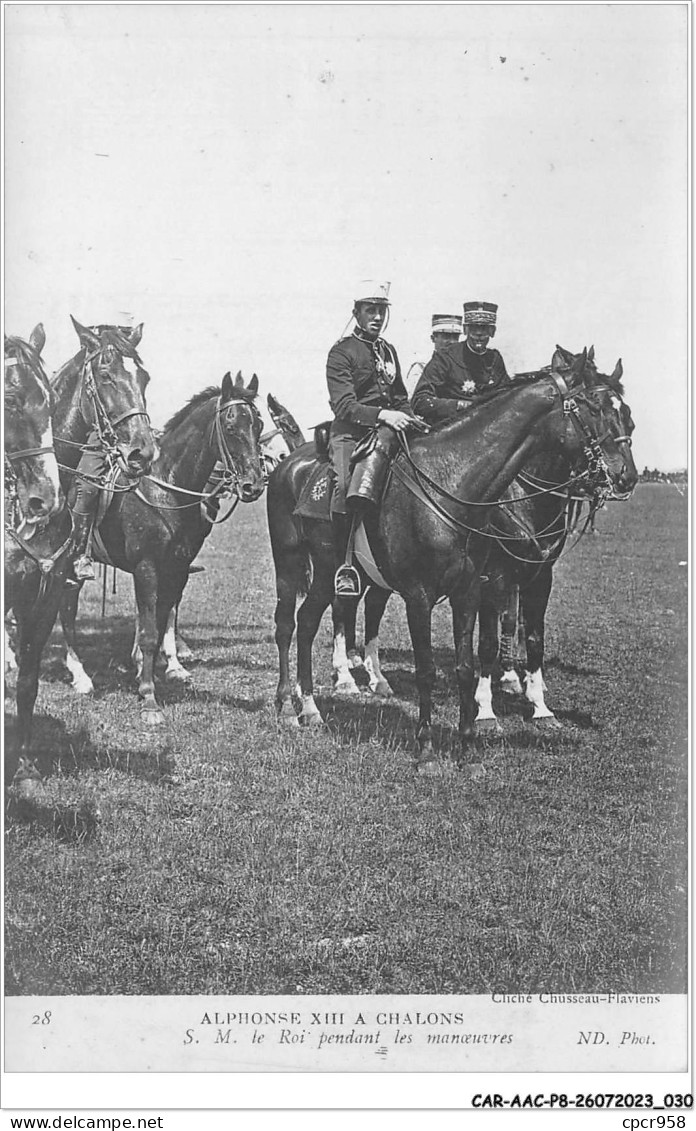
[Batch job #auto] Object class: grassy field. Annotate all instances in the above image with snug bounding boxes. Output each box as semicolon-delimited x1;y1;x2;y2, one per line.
4;484;688;995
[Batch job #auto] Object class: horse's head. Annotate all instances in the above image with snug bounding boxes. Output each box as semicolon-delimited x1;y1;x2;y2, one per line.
70;316;158;480
552;345;637;499
217;371;266;502
4;325;62;525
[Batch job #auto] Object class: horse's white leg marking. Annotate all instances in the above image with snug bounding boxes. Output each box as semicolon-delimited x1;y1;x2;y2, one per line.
65;645;94;695
131;613;143;680
4;626;17;672
524;669;555;718
175;631;194;662
296;683;324;726
474;675;497;721
364;637;393;697
499;668;524;696
162;608;191;683
333;629;360;694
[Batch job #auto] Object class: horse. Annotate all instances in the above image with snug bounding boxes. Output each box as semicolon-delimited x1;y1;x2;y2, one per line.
4;325;62;529
5;317;158;775
58;385;304;693
160;390;307;676
328;348;634;722
4;326;63;671
266;347;637;770
474;349;635;731
57;371;266;722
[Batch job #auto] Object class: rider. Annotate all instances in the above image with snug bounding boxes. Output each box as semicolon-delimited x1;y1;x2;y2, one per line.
69;314;135;583
405;313;463;394
326;280;414;598
411;301;511;425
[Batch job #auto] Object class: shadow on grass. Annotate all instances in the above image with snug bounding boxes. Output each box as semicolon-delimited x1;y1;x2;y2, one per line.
4;712;177;786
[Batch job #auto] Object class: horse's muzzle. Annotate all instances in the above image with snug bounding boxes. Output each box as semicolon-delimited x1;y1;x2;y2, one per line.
239;480;265;503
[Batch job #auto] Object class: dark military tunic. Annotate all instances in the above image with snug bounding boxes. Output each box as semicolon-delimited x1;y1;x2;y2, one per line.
411;341;511;426
326;329;409;512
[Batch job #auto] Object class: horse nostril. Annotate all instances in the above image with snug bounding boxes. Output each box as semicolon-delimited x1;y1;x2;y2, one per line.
241;483;256;500
27;496;49;519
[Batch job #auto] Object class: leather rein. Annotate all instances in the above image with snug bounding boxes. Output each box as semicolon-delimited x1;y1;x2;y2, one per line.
135;395;262;522
391;370;631;551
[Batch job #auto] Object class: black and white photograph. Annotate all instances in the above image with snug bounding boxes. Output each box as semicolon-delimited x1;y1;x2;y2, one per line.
2;0;690;1114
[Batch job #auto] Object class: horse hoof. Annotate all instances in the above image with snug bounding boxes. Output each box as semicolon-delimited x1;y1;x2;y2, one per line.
165;667;191;685
276;701;300;728
334;678;361;696
140;706;165;727
371;679;394;698
531;714;562;730
476;717;502;735
300;712;325;729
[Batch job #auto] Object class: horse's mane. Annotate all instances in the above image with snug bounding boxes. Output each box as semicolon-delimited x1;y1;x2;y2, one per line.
162;386;221;435
161;382;258;437
87;325;143;361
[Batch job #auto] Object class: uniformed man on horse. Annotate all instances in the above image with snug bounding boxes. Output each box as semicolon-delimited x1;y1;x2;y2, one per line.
326;280;418;598
412;301;511;424
405;312;463;393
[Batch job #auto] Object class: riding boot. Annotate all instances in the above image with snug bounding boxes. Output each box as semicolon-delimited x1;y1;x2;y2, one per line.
69;510;96;583
332;511;361;599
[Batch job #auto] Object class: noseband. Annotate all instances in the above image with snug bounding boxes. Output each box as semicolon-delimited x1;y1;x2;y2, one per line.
212;395;262;498
549;371;630;496
79;346;152;447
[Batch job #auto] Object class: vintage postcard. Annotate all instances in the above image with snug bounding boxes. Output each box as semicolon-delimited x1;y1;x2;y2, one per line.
2;0;690;1114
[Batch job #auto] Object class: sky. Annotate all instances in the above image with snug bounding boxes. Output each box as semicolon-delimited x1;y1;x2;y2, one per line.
4;2;689;469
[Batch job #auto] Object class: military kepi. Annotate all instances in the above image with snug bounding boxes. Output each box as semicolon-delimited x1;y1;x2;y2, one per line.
354;280;391;304
432;314;462;334
463;301;498;326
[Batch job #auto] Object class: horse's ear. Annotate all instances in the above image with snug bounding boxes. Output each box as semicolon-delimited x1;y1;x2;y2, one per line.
70;315;100;351
611;358;623;382
127;323;143;348
248;374;259;395
551;345;574;371
588;344;595;363
234;370;244;387
29;323;46;355
267;392;280;413
221;371;234;400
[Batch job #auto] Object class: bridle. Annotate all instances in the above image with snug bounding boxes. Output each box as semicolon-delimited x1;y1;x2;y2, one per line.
391;369;632;546
136;394;264;519
55;344;153;492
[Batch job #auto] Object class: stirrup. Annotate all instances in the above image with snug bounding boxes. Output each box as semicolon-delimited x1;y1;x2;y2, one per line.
73;555;96;582
334;564;362;599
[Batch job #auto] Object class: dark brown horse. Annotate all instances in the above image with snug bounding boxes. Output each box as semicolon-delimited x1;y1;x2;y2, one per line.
57;372;266;722
474;350;635;731
328;348;635;725
4;325;62;530
267;348;637;769
5;318;157;776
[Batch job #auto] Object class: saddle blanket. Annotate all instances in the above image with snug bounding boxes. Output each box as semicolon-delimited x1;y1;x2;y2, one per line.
294;461;392;590
294;460;334;520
